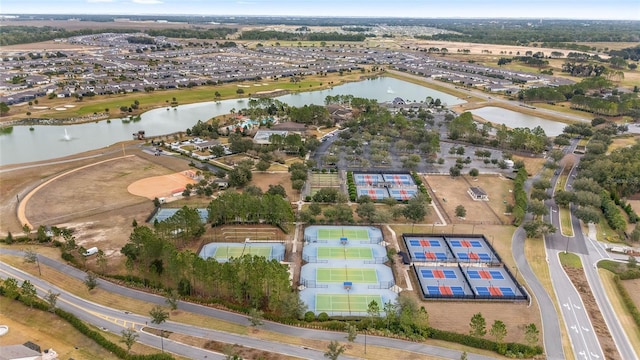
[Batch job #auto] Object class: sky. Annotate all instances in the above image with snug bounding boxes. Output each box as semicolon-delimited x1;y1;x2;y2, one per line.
1;0;639;20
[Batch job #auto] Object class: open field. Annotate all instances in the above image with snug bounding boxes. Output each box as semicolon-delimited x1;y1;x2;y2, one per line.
127;170;197;199
0;297;120;360
0;70;374;124
246;171;296;200
608;136;640;153
424;174;513;225
600;271;640;354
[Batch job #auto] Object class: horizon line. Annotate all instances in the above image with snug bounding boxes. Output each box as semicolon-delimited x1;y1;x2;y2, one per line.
3;14;639;21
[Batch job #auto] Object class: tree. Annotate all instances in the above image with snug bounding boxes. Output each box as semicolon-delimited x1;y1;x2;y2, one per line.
149;305;170;352
554;190;575;207
469;312;487;337
256;159;270;171
402;194;429;226
527;200;548;219
490;320;508;344
449;166;461;177
468;168;479;177
120;328;139;354
23;249;41;276
574;206;601;224
524;323;539;346
455;205;466;218
248;308;264;327
460;351;468;360
0;102;9;116
20;280;37;308
1;278;20;299
356;202;377;224
84;272;98;291
165;289;179;310
44;289;60;312
345;323;357;342
324;341;346;360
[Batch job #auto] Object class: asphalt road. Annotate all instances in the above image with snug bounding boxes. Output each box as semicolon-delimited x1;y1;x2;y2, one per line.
541;140;637;360
0;249;498;360
511;226;565;360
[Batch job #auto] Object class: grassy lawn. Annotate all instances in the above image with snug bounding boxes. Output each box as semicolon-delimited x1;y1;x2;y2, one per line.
598;269;640;355
2;70;374;123
558;252;582;268
559;208;574;237
525;237;576;359
384;70;484;102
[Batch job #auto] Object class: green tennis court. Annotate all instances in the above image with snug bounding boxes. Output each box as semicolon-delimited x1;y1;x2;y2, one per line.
213;245;272;259
317;246;373;260
317;228;370;241
316;268;378;283
315;294;383;313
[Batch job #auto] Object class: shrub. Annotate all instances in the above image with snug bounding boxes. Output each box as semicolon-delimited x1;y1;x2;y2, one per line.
304;311;316;322
318;312;329;322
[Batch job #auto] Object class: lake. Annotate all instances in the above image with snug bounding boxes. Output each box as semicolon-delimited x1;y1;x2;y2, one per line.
0;77;464;165
469;107;567;137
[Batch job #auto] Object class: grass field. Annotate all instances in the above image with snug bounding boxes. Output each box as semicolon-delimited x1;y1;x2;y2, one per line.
317;246;373;260
316;267;378;283
309;173;340;186
213;245;272;259
317;228;370;241
315;294;382;313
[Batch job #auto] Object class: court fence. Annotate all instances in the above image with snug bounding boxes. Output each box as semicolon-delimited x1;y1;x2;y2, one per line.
413;264;528;302
363;257;389;264
300;279;329;289
302;255;329;263
367;281;395;289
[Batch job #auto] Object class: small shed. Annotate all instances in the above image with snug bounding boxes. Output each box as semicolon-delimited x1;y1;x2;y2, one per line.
468;186;489;201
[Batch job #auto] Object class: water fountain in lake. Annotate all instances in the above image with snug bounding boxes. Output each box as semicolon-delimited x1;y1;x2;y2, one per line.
63;129;71;141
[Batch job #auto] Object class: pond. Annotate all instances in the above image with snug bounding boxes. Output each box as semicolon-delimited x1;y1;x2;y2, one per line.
0;77;464;165
469;106;567;137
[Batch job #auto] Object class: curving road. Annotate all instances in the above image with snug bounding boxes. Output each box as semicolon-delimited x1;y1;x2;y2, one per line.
0;249;498;360
542;142;636;360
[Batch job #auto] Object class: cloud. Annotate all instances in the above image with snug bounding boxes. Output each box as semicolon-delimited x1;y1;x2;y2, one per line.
87;0;115;3
131;0;163;4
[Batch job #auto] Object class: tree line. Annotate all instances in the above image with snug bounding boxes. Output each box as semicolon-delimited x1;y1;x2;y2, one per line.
239;30;367;42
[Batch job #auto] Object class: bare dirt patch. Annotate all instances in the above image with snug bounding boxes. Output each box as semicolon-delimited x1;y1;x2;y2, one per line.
564;266;621;360
25;156;170;226
424;174;513;226
247;171;296;200
15;153;191;261
127;170;197;199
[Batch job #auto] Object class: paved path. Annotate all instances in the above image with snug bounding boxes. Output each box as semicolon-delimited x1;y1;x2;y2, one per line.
0;249;497;360
512;226;565;360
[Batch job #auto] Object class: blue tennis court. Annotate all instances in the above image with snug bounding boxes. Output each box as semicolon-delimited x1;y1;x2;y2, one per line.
476;286;516;297
413;252;448;261
388;188;418;201
420;269;457;279
467;270;505;279
426;285;466;296
150;208;208;223
457;252;492;261
409;239;441;247
357;187;388;200
382;174;415;186
354;173;384;186
449;240;483;248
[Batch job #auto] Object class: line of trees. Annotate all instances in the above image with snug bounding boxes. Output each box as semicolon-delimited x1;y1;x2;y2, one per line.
206;192;295;231
239;30;367;42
